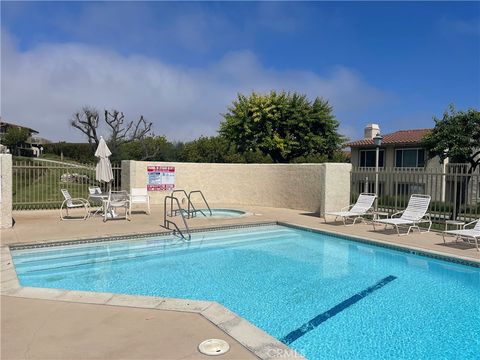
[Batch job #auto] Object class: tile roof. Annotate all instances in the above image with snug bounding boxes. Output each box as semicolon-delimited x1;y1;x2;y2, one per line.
346;129;431;147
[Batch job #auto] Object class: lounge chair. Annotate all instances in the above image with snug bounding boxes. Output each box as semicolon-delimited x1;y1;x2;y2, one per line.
60;189;90;220
104;190;130;222
443;219;480;251
373;194;432;236
129;187;151;215
325;193;376;225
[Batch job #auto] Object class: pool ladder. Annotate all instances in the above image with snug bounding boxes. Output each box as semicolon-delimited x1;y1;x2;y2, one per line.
163;195;191;241
168;190;212;219
163;190;212;241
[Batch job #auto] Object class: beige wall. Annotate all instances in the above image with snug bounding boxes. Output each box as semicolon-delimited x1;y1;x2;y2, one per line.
122;161;352;214
0;154;12;228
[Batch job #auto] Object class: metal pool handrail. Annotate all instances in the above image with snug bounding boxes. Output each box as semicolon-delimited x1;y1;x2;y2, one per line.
188;190;212;217
163;195;191;241
170;190;196;218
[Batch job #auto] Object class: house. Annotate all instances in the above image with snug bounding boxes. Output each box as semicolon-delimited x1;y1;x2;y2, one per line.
0;118;44;157
347;124;447;201
347;124;441;169
347;124;479;206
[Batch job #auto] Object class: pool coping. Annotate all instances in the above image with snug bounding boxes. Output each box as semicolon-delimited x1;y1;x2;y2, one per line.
2;221;479;360
1;222;303;360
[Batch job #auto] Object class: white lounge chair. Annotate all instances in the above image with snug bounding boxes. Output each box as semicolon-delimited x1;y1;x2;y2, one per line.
373;194;432;236
443;219;480;251
104;190;130;222
129;188;150;215
60;189;90;220
325;193;376;225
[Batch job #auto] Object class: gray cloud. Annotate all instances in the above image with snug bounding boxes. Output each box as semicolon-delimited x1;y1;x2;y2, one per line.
1;31;388;142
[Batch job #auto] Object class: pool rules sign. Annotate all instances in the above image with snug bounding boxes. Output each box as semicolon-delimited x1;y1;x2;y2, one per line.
147;166;175;191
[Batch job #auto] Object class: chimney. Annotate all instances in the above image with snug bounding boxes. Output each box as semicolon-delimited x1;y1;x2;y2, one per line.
364;124;380;139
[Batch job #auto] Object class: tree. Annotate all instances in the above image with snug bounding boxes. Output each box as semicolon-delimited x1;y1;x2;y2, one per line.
2;127;29;155
177;136;273;163
115;136;173;162
70;107;154;156
219;91;345;163
422;105;480;219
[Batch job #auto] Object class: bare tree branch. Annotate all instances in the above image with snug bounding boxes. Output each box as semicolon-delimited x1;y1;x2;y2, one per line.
70;106;155;159
70;107;100;151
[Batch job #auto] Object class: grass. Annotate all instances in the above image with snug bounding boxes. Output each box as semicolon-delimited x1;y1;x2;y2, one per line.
13;157;94;210
12;156;120;210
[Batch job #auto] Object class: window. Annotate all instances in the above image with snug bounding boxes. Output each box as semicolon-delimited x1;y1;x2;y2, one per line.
359;149;384;167
395;148;425;168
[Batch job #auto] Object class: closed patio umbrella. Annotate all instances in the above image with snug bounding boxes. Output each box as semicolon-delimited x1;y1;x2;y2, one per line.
95;136;114;186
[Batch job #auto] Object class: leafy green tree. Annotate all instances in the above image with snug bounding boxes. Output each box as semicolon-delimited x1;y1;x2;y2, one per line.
219;91;345;163
115;136;173;162
178;136;273;163
178;136;230;163
423;105;480;171
2;127;29;155
423;105;480;219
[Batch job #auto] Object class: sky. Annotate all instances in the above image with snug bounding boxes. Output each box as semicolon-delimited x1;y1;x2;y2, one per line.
1;1;479;143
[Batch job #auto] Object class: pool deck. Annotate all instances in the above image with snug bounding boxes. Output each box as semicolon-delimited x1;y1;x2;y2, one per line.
1;204;479;360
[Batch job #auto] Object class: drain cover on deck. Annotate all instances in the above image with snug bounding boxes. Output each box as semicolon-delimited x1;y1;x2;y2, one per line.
198;339;230;356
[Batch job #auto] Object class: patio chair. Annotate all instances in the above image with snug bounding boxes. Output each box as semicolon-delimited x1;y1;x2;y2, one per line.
104;190;130;222
129;187;150;215
60;189;90;220
88;186;107;215
443;219;480;251
88;186;103;196
373;194;432;236
325;193;376;225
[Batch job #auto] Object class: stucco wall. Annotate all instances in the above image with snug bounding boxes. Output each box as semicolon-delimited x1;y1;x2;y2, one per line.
0;154;13;228
122;161;352;214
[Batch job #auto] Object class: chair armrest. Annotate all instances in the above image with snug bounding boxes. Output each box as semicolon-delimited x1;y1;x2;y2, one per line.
341;204;354;211
72;198;90;205
391;210;404;218
463;220;478;229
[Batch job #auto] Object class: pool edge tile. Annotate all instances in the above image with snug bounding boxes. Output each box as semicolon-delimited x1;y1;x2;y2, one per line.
201;302;305;360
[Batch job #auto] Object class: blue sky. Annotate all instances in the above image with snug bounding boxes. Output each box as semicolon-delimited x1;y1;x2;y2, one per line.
1;1;479;142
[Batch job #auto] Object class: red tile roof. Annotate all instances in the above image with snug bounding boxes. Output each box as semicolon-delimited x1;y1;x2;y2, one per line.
346;129;431;147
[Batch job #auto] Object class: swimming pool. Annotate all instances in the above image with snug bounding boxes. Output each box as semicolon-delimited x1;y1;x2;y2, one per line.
11;225;480;359
183;208;248;218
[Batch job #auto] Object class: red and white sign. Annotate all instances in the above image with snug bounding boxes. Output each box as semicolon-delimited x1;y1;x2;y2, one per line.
147;166;175;191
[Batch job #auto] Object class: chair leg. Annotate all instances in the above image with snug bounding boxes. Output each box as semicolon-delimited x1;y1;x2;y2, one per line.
396;225;401;236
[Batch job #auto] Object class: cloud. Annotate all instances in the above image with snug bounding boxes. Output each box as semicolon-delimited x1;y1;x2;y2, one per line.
440;17;480;37
1;30;388;142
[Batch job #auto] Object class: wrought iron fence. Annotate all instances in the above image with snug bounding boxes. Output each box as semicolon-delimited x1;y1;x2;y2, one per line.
351;164;480;226
12;159;121;210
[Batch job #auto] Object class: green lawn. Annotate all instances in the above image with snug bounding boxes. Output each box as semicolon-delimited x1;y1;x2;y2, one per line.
12;157;102;210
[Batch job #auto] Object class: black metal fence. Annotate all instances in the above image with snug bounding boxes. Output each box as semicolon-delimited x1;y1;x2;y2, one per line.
12;159;121;210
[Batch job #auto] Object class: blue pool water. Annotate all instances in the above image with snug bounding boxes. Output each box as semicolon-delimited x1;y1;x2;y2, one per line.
11;225;480;359
182;208;247;218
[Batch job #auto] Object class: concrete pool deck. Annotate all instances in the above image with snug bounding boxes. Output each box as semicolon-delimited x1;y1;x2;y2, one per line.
1;205;479;359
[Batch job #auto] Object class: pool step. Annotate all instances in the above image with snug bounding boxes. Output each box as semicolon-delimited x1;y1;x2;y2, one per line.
13;226;294;263
14;228;301;275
